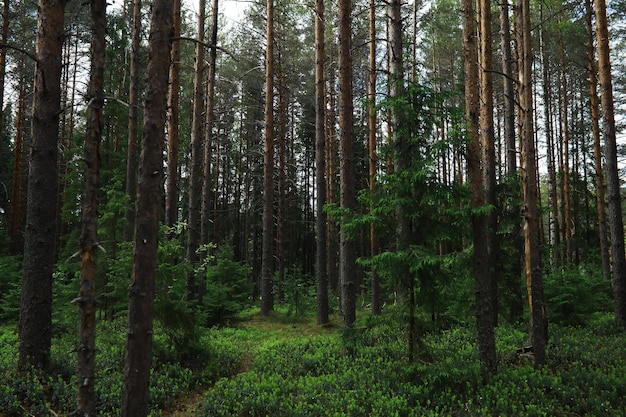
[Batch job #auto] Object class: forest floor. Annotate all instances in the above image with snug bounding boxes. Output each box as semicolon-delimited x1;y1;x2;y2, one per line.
161;311;343;416
157;310;626;417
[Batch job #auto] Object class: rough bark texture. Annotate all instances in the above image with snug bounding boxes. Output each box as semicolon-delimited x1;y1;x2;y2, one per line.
463;0;497;382
516;0;547;366
76;0;105;413
585;0;610;280
261;0;275;315
315;0;329;325
121;0;173;414
165;0;181;229
124;0;141;240
18;0;67;371
594;0;626;323
338;0;356;328
478;0;498;329
186;0;206;301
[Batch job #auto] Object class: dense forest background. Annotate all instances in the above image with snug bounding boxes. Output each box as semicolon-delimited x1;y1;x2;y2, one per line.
1;0;626;415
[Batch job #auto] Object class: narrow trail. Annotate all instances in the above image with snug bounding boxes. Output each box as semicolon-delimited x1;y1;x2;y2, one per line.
160;313;340;416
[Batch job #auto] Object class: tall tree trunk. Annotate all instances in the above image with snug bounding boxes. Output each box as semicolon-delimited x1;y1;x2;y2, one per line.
18;0;67;371
315;0;329;325
368;0;381;316
201;0;219;246
463;0;497;382
165;0;181;230
76;0;105;413
125;0;141;241
585;0;610;280
478;0;498;328
261;0;275;315
121;0;173;414
338;0;356;328
594;0;626;323
516;0;547;366
186;0;206;301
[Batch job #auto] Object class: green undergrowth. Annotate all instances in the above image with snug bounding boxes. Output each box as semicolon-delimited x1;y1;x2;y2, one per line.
198;312;626;417
1;311;625;416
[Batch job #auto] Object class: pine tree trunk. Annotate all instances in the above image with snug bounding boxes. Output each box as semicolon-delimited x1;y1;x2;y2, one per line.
338;0;356;328
315;0;329;325
463;0;497;382
585;0;611;280
261;0;275;315
594;0;626;323
478;0;498;329
516;0;547;366
165;0;181;230
18;0;67;371
76;0;105;413
121;0;173;414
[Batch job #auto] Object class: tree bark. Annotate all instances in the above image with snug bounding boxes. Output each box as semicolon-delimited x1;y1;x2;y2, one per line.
516;0;547;366
261;0;275;315
585;0;610;280
165;0;181;230
18;0;67;371
338;0;356;328
315;0;329;325
478;0;498;328
463;0;497;382
594;0;626;323
76;0;105;413
121;0;173;414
